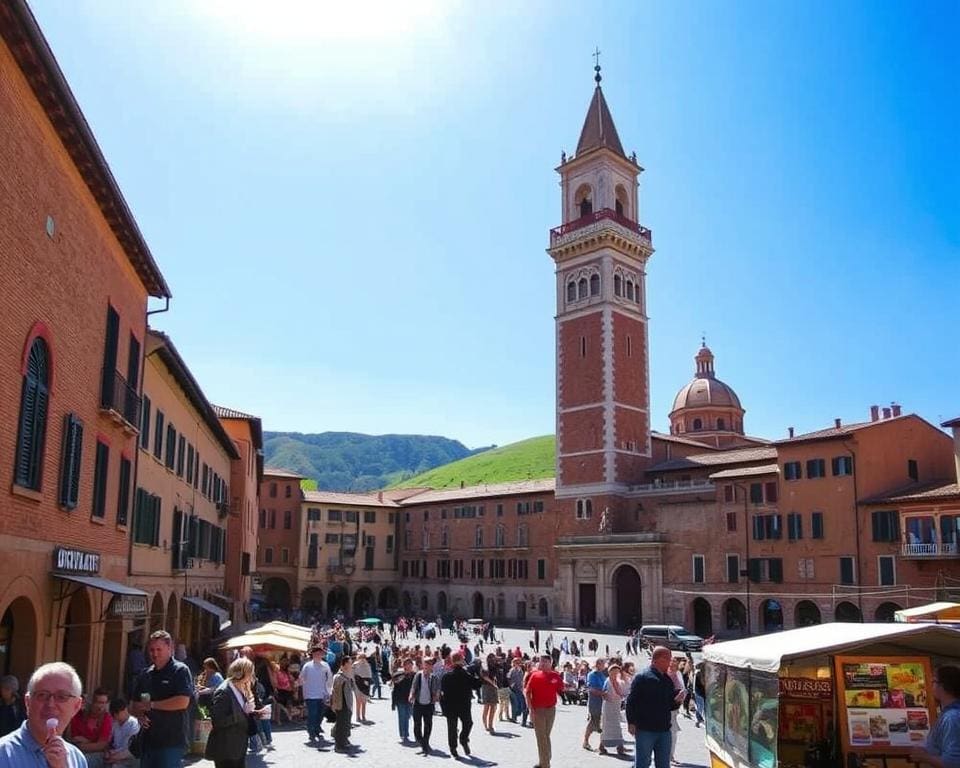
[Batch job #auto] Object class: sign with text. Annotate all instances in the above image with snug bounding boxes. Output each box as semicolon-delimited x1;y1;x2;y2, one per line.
779;677;833;699
52;547;100;576
109;594;147;618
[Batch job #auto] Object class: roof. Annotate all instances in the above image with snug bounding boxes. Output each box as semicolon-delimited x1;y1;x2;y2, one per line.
895;602;960;621
776;414;915;445
379;488;432;502
147;331;240;460
303;490;400;508
861;479;960;505
648;446;778;473
211;404;263;451
0;1;171;299
576;85;625;157
943;417;960;428
263;468;304;479
399;478;556;505
650;431;715;449
703;623;960;674
708;464;780;480
671;376;743;413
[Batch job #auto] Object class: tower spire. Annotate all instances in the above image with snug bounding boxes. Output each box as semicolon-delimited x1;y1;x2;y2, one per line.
593;46;602;84
576;53;625;157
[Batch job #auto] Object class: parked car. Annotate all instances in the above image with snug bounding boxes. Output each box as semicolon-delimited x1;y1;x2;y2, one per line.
640;624;704;651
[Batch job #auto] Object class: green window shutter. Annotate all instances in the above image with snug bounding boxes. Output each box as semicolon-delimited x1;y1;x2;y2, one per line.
59;414;84;510
769;559;784;583
117;456;131;526
748;558;762;582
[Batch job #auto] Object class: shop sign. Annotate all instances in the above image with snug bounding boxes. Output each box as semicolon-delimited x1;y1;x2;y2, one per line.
109;594;147;618
52;547;100;576
779;677;833;699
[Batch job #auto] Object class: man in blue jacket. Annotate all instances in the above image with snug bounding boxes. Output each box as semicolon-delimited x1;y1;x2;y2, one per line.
625;647;683;768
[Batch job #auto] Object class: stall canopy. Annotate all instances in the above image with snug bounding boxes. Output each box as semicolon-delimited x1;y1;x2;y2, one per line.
894;602;960;622
219;621;311;654
246;621;312;642
704;623;960;674
182;596;231;631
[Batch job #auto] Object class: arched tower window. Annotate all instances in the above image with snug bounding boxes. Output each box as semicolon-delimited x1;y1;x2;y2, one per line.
615;184;629;218
589;274;600;296
614;275;622;297
567;281;576;302
626;281;634;301
577;278;588;299
717;417;726;431
576;499;593;519
575;184;593;218
692;418;703;431
15;337;51;490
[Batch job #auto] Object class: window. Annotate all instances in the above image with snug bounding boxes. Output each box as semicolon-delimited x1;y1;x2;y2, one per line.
717;418;726;430
402;561;409;578
495;525;505;547
871;510;899;542
186;444;194;484
589;273;600;296
908;459;919;482
133;488;161;546
140;395;151;450
812;511;825;539
752;514;782;540
269;482;277;498
614;274;622;296
783;461;802;481
626;281;634;301
693;555;705;584
580;337;587;357
422;528;430;550
386;534;394;554
798;558;815;579
325;533;339;544
726;512;738;532
328;509;342;522
496;504;503;517
117;456;132;526
693;418;703;431
284;510;292;530
878;555;895;586
748;558;783;583
153;410;165;460
765;482;778;503
285;485;292;498
164;424;176;469
749;483;763;505
176;435;186;477
58;414;84;510
264;547;273;565
307;507;321;522
806;458;826;479
726;554;740;584
517;524;529;547
787;512;803;541
193;452;199;489
576;499;593;519
475;526;484;548
832;456;853;476
364;510;376;523
269;510;276;529
567;282;576;302
281;547;289;564
723;485;734;503
534;500;544;513
259;509;266;528
91;441;110;519
537;559;546;580
14;337;51;490
840;556;856;585
627;336;632;357
578;277;588;299
345;510;357;523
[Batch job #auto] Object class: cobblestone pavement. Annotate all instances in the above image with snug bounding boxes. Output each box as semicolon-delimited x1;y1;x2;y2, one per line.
185;625;710;768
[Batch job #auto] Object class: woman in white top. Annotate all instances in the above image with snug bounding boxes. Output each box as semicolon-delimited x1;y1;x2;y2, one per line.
600;663;628;756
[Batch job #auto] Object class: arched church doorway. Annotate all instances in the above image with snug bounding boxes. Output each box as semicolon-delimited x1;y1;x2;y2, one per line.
875;602;902;622
0;597;38;683
613;565;642;629
62;588;92;685
692;598;712;638
760;599;783;633
835;602;862;623
794;601;821;627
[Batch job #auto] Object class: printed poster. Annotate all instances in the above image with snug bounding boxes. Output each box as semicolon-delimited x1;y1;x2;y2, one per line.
705;662;726;744
724;667;750;758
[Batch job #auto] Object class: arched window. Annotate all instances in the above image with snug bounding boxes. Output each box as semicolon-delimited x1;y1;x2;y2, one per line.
693;418;703;431
567;281;576;302
575;184;593;218
717;418;726;430
576;498;593;519
538;597;549;617
422;528;430;550
579;198;593;217
495;525;505;547
626;281;634;301
577;278;588;299
15;337;51;489
615;198;624;216
614;275;622;296
589;273;600;296
475;525;484;548
440;525;449;548
615;184;629;218
517;524;529;547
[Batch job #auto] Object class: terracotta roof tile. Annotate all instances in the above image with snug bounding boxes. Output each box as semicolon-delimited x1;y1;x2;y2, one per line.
212;405;259;421
399;478;556;505
776;415;914;444
942;417;960;428
650;431;715;449
862;479;960;505
263;468;304;479
576;86;625;157
648;446;778;473
303;490;400;508
709;464;780;480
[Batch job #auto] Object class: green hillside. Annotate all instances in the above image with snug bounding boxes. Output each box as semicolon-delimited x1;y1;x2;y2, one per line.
390;435;556;489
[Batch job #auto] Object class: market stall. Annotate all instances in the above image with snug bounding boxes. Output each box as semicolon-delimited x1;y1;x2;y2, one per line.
702;623;960;768
219;620;310;655
894;602;960;624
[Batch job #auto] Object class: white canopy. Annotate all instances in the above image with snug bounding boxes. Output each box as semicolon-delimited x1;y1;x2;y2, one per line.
894;602;960;621
703;622;960;674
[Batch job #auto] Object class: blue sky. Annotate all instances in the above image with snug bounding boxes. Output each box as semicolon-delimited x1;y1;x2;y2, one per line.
30;0;959;449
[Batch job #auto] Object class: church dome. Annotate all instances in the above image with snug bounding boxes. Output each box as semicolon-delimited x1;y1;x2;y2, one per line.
668;342;746;442
671;375;742;412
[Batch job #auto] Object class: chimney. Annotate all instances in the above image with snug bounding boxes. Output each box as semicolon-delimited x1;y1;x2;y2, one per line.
834;418;842;429
882;407;892;420
377;491;383;502
891;403;902;417
788;427;794;438
870;405;880;422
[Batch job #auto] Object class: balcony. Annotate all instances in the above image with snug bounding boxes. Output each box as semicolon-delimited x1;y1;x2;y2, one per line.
629;479;715;496
901;542;959;558
100;370;141;432
550;208;653;247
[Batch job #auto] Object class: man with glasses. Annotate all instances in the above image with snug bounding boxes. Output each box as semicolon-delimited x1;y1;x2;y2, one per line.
0;661;87;767
130;630;193;768
911;666;960;768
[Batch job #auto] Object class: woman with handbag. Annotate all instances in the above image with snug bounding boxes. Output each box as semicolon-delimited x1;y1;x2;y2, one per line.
205;657;257;768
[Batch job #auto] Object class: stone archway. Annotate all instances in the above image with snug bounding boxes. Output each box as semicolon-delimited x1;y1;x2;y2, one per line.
166;592;179;638
722;598;747;635
100;618;123;696
692;597;713;638
353;587;374;618
402;591;413;612
0;596;39;683
328;586;349;617
875;602;902;622
149;593;165;633
301;587;323;614
378;587;398;611
62;588;92;685
263;578;292;612
795;600;822;627
835;602;862;623
472;592;484;619
437;591;448;615
613;564;642;629
760;599;784;633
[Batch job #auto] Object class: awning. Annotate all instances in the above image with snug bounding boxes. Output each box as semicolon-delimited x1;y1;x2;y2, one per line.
54;574;148;619
703;623;960;674
894;602;960;622
220;631;307;654
183;596;232;631
56;574;148;597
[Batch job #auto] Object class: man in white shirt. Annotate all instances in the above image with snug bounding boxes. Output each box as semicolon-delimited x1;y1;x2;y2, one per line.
410;658;441;755
298;648;333;744
105;698;140;767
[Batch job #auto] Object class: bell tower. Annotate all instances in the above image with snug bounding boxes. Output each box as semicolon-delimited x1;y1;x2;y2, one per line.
548;64;655;525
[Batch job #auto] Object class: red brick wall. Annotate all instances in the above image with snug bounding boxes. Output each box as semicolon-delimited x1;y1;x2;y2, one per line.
612;313;647;406
559;453;605;487
558;313;603;407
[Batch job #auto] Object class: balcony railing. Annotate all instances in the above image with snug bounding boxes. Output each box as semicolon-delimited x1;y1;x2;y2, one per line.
550;208;653;247
901;542;959;557
630;479;715;495
100;369;141;430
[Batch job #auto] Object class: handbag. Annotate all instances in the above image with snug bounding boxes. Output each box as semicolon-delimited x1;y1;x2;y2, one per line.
127;730;144;759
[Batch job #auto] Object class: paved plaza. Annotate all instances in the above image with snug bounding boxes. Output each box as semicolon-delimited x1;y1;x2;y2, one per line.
186;625;711;768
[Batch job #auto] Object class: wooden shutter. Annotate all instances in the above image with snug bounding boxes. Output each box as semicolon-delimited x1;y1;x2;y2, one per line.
140;396;151;449
752;516;764;540
59;414;84;509
100;305;119;407
748;558;762;583
769;558;784;583
92;441;109;518
117;456;131;526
